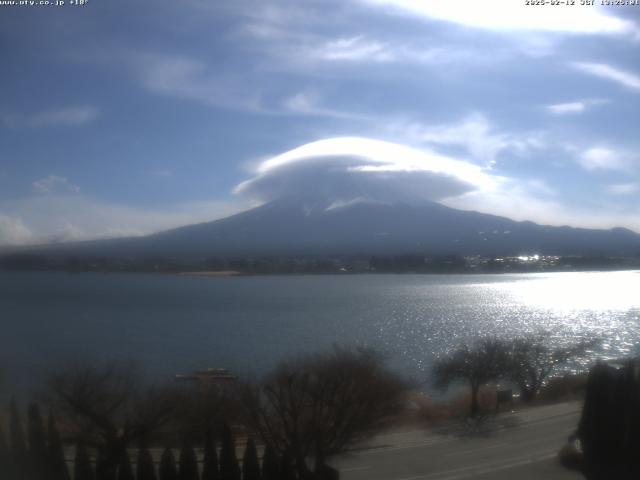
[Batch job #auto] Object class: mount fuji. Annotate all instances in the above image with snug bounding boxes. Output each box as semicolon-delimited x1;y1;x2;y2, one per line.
25;196;640;258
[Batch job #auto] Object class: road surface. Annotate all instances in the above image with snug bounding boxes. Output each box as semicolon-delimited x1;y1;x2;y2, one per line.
331;401;585;480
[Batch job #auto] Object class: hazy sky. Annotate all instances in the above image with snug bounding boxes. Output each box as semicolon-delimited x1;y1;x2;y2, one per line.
1;0;639;245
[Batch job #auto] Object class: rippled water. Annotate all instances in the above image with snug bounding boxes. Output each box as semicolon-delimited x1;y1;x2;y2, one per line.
1;271;639;392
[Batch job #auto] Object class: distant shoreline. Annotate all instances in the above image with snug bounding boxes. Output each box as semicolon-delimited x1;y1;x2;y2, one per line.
178;270;244;277
2;252;639;276
173;268;640;277
1;268;639;277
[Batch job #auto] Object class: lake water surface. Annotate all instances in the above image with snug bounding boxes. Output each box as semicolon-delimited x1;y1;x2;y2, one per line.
2;270;639;394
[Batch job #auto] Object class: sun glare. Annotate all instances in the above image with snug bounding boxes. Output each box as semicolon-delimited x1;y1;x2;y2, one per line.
495;271;640;312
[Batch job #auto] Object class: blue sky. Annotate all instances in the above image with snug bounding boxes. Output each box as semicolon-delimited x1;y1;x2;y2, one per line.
1;0;639;245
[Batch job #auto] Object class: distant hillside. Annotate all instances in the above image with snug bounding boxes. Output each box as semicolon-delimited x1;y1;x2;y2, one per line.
15;197;640;258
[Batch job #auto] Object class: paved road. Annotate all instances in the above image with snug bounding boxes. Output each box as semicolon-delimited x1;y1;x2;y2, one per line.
331;401;585;480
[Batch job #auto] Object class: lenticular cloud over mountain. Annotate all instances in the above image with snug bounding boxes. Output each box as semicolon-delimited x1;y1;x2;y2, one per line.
234;137;497;205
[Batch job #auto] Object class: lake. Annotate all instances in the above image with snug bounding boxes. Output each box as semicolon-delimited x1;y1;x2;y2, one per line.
1;270;639;395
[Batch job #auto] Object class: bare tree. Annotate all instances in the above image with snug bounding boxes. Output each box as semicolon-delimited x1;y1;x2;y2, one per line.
432;338;510;418
47;361;177;478
505;335;597;402
241;346;407;478
169;381;239;446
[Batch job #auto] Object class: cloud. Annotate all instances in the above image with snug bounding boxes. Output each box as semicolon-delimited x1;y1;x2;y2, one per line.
127;45;464;117
304;35;470;65
282;90;370;120
546;102;586;115
545;99;609;115
2;106;99;128
32;175;80;194
226;3;503;72
129;52;263;111
234;137;497;205
444;182;640;233
606;183;640;195
388;114;544;166
234;137;640;233
0;215;33;246
363;0;637;35
316;36;393;62
0;194;247;246
571;62;640;90
577;147;630;172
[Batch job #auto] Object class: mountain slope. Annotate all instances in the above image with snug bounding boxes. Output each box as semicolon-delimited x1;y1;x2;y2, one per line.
27;198;640;258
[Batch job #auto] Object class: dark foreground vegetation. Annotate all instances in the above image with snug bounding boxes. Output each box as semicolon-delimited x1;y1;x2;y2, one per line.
1;252;639;275
557;358;640;480
0;347;405;480
0;339;633;480
432;335;597;417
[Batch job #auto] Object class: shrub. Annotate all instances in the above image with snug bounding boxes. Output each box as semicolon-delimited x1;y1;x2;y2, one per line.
242;346;407;477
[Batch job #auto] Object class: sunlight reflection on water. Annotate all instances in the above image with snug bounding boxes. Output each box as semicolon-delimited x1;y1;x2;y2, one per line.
1;270;639;390
489;271;640;312
375;271;640;377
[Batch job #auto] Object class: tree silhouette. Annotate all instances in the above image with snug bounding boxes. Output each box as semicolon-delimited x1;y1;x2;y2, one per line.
10;398;28;477
171;384;236;448
136;445;157;480
74;441;95;480
242;346;406;477
242;437;260;480
178;441;198;480
117;451;135;480
260;444;279;480
49;361;176;476
506;335;596;402
432;338;509;417
0;421;12;478
158;448;178;480
96;451;116;480
27;402;48;478
201;434;219;480
279;452;295;480
48;412;71;480
220;424;241;480
578;359;640;479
